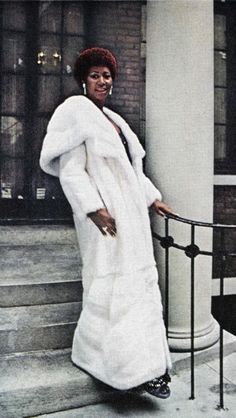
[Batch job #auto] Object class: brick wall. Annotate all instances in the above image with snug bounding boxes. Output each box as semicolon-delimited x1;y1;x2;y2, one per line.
85;1;145;141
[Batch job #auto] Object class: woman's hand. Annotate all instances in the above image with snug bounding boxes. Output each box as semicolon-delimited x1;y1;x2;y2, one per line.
87;208;117;237
151;199;176;217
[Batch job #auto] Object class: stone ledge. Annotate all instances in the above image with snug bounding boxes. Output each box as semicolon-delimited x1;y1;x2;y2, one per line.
0;280;82;307
0;303;82;354
171;330;236;373
0;349;115;418
0;244;82;306
0;244;82;283
0;225;77;245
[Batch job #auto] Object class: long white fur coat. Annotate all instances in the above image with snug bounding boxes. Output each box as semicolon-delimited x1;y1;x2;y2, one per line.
40;95;171;390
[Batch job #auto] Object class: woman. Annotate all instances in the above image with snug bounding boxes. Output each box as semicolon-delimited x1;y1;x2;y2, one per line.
40;47;173;398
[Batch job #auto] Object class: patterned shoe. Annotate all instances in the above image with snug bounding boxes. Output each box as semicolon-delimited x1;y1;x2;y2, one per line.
143;374;171;399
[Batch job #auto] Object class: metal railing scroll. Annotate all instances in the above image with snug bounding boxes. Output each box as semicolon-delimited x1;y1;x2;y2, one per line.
153;213;236;410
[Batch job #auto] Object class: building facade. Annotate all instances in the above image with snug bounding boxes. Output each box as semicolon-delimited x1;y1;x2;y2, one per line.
0;0;146;221
0;0;235;343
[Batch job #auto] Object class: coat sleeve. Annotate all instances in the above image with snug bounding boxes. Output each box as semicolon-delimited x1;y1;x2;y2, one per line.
59;144;105;221
142;173;162;207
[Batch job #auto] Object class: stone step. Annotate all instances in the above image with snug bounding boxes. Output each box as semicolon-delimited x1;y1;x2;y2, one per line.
0;225;77;245
0;349;115;418
0;279;83;307
0;302;82;354
1;332;236;418
0;244;82;306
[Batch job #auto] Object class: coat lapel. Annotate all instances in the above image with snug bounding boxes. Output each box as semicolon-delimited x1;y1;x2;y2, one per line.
78;96;145;162
102;107;145;162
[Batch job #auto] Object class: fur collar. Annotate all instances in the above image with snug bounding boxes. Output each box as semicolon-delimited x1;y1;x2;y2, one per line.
40;95;145;177
74;95;145;160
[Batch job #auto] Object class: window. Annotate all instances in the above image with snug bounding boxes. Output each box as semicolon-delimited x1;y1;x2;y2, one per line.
0;1;85;220
214;0;236;174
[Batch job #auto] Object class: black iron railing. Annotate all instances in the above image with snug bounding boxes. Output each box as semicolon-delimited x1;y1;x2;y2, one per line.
153;213;236;410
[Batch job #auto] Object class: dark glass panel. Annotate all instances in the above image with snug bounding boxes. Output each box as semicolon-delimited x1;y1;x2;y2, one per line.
2;32;26;73
33;173;66;201
64;2;85;35
30;116;66;201
1;117;25;158
30;116;48;190
214;50;226;87
37;34;62;74
38;76;61;112
214;125;226;161
2;2;26;31
214;14;226;50
39;1;62;33
31;117;48;159
30;199;72;221
1;75;25;114
0;158;24;199
215;87;226;124
62;35;84;74
30;116;50;199
63;76;78;98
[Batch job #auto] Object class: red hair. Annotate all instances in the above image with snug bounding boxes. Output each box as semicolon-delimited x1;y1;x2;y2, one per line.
74;47;118;87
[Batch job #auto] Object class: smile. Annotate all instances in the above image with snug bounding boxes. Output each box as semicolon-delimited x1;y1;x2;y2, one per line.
95;89;108;93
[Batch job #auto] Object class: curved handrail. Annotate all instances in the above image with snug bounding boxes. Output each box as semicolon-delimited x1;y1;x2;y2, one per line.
165;213;236;229
155;211;236;409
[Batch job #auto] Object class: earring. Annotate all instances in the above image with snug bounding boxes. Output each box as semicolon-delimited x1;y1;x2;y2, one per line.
109;85;113;96
82;82;86;95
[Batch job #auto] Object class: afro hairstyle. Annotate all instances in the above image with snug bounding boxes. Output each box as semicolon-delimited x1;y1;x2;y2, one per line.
74;47;118;87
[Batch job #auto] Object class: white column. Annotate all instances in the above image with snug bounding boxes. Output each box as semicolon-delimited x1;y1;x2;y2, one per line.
146;0;219;351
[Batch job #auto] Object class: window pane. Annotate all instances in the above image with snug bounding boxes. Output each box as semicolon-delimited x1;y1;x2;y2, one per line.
1;117;25;158
62;36;84;74
39;1;62;33
1;75;25;114
38;76;61;112
215;88;226;124
63;76;78;98
33;168;65;200
31;117;65;200
214;125;226;160
214;14;226;50
30;117;48;166
38;34;62;74
30;117;49;199
214;50;226;87
64;2;85;35
2;32;26;73
0;158;24;199
2;3;26;31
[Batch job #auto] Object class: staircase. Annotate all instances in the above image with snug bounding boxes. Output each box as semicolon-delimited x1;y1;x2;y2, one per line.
2;226;236;418
0;225;114;418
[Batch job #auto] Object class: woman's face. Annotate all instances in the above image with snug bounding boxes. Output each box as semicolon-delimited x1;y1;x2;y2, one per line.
85;66;113;107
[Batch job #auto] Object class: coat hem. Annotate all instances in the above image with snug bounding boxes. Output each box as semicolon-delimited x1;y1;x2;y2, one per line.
71;356;172;391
